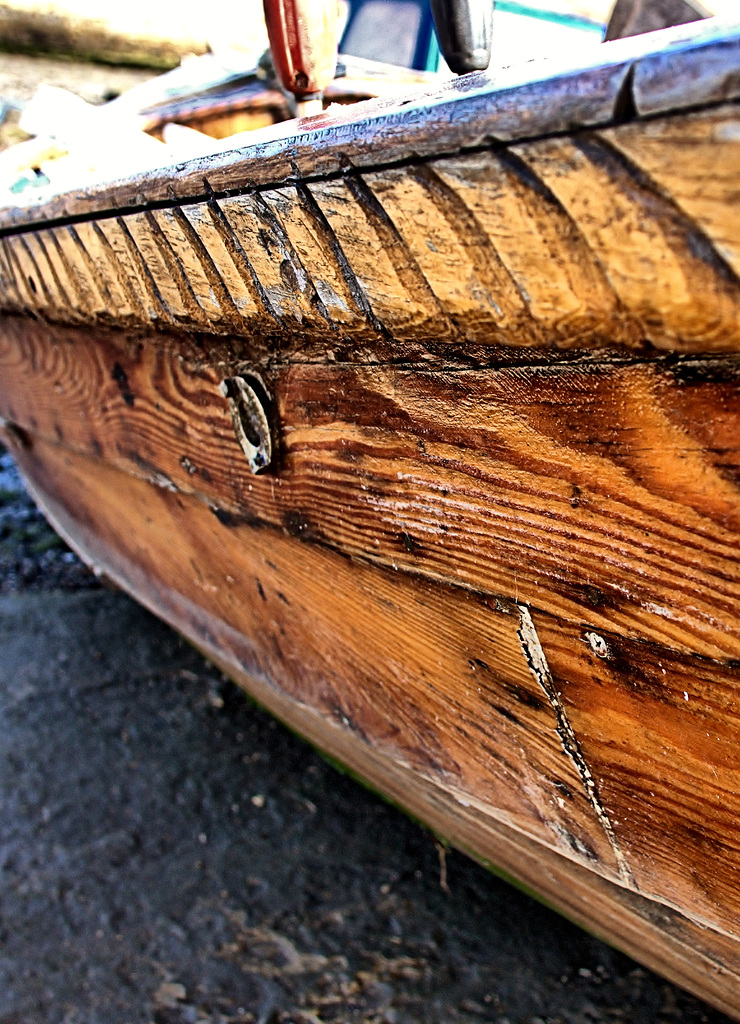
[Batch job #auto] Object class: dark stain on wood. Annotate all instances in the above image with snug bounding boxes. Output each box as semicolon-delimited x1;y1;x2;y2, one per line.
111;361;135;406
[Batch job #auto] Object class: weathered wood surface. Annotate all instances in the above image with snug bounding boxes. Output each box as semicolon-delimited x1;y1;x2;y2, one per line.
1;318;738;661
2;101;740;353
1;17;740;1016
0;19;738;231
1;315;740;940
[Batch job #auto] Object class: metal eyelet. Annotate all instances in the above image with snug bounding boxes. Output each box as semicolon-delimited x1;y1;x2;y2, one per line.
219;373;273;474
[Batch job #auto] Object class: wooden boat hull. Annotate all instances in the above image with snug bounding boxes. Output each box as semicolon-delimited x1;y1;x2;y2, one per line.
1;19;740;1017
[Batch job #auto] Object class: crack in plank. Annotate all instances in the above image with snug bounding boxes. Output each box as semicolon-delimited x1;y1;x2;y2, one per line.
516;603;635;887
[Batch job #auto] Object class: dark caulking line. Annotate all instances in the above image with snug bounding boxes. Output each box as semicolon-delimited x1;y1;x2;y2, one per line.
66;224;115;308
91;220;146;319
144;211;209;326
116;216;173;325
409;161;531;320
516;604;635;887
36;229;75;313
251;191;334;326
172;207;242;328
17;234;55;310
207;198;283;327
576;132;740;290
344;173;454;332
296;181;391;339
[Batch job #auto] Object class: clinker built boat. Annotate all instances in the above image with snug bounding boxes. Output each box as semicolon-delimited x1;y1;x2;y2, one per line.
1;11;740;1017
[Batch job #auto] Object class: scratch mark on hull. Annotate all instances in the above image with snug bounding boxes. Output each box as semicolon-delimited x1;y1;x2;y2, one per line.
517;603;635;887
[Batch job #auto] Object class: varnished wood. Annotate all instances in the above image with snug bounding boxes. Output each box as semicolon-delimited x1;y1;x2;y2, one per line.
2;18;740;1017
1;314;740;937
0;318;738;661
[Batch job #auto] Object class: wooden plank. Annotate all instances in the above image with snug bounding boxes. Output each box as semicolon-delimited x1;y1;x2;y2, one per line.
514;129;740;352
308;176;453;343
2;432;623;877
259;185;379;341
47;225;114;319
123;211;205;327
537;609;740;935
6;432;740;1015
1;316;738;664
421;151;626;347
360;163;528;345
176;202;269;328
217;192;332;334
0;20;737;234
151;207;240;331
3;101;740;352
633;23;740;114
603;106;740;279
34;228;90;323
94;217;173;326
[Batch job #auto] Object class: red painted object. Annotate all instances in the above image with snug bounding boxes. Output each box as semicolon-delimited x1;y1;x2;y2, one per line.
263;0;340;97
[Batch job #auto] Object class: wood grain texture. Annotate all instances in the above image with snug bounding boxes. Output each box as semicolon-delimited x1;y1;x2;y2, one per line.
0;20;737;230
602;106;740;278
1;317;738;661
2;317;740;940
3;100;740;352
538;612;740;935
5;432;740;1019
633;24;740;115
1;20;740;1012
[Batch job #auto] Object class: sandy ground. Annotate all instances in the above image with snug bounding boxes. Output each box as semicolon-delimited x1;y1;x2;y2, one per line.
0;455;734;1024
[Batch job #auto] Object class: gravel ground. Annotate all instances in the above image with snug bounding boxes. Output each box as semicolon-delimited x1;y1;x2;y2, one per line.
0;445;100;595
0;441;734;1024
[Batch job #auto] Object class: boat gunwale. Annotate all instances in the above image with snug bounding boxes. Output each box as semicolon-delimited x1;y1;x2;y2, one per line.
0;17;739;236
